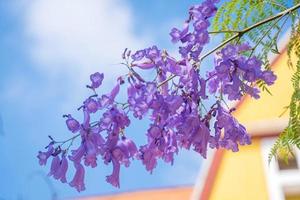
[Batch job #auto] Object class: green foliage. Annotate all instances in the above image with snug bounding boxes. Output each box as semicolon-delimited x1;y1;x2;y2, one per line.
269;24;300;162
212;1;300;162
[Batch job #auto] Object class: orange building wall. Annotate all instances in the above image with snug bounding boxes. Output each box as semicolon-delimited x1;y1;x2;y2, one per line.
77;187;193;200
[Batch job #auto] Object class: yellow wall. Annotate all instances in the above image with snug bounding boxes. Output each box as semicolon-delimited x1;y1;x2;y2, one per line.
209;139;269;200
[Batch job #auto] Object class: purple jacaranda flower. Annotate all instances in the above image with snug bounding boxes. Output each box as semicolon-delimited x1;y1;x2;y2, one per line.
69;145;85;163
128;82;157;119
139;145;159;173
48;156;60;177
181;33;196;43
112;144;130;167
111;108;131;130
170;0;218;61
164;57;182;75
243;84;260;99
89;128;105;147
162;129;178;164
191;1;217;19
53;155;68;183
244;69;258;82
150;95;170;123
131;46;163;69
191;48;203;61
69;162;86;192
65;114;80;133
177;114;201;150
98;95;110;108
215;104;251;152
84;140;98;168
262;70;277;85
82;109;90;130
99;107;130;132
98;81;120;109
140;125;179;171
193;122;210;158
90;72;104;89
109;83;120;103
132;58;156;69
121;136;138;158
166;95;183;114
208;43;276;100
215;60;231;74
170;28;181;43
147;125;161;139
106;158;121;188
199;1;217;17
170;23;189;43
208;77;219;93
224;83;242;100
84;98;98;113
37;144;54;166
99;110;114;131
131;50;145;61
179;45;193;58
195;31;209;45
193;18;210;31
146;45;161;60
221;44;238;59
178;59;193;82
245;56;262;69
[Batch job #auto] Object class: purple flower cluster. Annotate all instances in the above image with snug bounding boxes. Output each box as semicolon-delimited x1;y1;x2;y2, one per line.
170;0;218;60
38;0;276;191
208;44;277;100
209;104;251;151
38;73;138;191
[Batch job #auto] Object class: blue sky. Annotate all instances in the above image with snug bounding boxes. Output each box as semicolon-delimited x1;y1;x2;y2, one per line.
0;1;208;199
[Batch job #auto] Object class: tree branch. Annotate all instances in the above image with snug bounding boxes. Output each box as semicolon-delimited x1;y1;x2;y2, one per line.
158;3;300;87
200;2;300;61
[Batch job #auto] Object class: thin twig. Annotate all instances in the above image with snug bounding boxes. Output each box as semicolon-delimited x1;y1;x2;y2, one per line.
249;12;288;57
208;30;241;34
54;133;80;145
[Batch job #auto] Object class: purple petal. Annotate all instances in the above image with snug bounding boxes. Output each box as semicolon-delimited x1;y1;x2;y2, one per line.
106;158;120;188
69;162;86;192
37;144;54;166
84;98;98;113
48;156;60;177
65;115;80;133
90;72;104;89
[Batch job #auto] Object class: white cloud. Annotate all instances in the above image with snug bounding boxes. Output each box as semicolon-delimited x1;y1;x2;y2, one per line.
27;0;148;70
25;0;150;80
20;0;152;112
